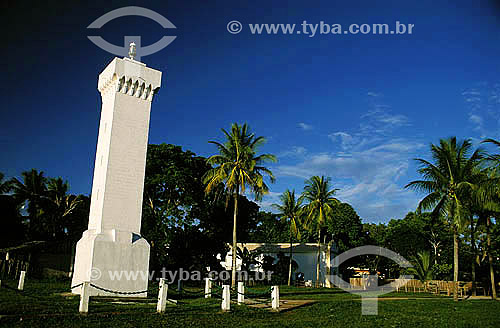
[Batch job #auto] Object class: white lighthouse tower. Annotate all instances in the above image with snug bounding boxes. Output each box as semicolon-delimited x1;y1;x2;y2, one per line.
71;44;161;297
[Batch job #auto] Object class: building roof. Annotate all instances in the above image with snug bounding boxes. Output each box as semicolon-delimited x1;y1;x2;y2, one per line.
232;242;330;254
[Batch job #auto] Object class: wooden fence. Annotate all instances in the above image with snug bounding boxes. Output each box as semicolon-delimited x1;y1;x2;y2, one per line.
0;256;30;279
348;278;474;297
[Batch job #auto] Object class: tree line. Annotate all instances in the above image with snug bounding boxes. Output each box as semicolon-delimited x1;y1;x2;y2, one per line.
200;125;500;300
1;123;499;301
0;170;89;247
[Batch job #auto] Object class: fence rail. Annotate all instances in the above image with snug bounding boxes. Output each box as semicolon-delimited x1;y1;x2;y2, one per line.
349;278;477;296
0;258;30;279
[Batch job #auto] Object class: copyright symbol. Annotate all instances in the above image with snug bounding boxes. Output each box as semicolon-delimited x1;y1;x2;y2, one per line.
227;20;242;34
89;267;101;280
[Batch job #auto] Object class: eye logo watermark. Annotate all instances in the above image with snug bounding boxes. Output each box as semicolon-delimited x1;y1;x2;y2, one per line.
328;245;413;315
87;6;177;62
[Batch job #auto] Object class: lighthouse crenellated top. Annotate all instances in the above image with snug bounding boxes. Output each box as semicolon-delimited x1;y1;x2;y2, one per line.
98;57;162;101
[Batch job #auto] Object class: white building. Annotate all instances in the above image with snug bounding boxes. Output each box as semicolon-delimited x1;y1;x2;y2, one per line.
219;242;336;287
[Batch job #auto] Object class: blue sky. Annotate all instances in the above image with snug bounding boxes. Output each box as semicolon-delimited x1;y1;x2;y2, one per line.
2;0;500;223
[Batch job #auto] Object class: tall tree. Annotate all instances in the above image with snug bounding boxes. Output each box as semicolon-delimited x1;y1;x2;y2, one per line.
479;138;500;299
205;194;261;243
46;177;81;239
247;211;289;243
65;194;90;241
483;138;500;163
203;123;276;287
405;137;483;301
0;172;24;247
302;176;340;287
11;169;48;239
326;203;363;253
385;212;428;259
142;143;216;272
272;189;303;286
0;172;12;194
361;223;390;277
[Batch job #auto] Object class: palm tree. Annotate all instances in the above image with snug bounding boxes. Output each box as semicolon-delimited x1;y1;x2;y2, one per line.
47;178;81;239
203;123;276;287
405;137;483;301
407;251;433;290
0;172;13;194
479;138;500;299
11;169;48;238
483;212;497;300
476;209;498;300
236;246;260;275
272;189;303;286
462;166;495;297
483;138;500;163
302;176;340;287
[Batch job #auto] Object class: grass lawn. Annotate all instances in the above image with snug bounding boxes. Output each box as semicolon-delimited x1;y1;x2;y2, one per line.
1;280;499;327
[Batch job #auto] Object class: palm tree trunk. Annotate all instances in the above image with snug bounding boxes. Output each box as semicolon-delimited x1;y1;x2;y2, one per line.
288;226;293;286
316;228;321;288
433;243;438;265
471;218;476;296
487;217;497;299
471;255;476;296
453;226;459;302
231;189;239;288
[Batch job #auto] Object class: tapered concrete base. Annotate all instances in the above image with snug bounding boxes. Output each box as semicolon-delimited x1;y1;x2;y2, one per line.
71;229;150;297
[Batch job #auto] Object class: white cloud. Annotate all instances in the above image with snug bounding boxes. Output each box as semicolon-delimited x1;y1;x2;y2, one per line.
362;110;409;130
279;99;423;221
469;114;483;126
328;132;354;150
275;139;423;221
462;83;500;140
273;92;434;221
362;92;411;134
276;140;422;180
462;90;480;96
278;146;307;158
377;114;409;126
256;191;283;212
298;122;313;131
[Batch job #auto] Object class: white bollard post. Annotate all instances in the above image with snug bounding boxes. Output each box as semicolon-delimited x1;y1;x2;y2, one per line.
237;281;245;304
221;285;230;311
177;279;182;292
272;285;279;311
79;281;90;314
18;271;26;290
205;278;212;299
157;278;168;313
